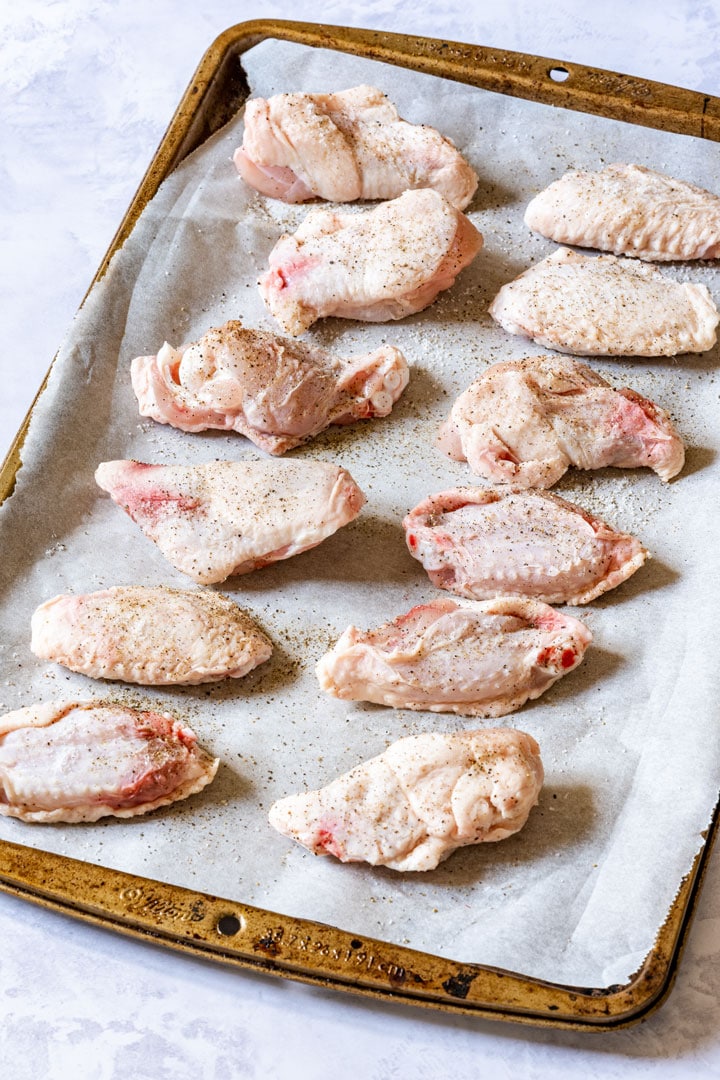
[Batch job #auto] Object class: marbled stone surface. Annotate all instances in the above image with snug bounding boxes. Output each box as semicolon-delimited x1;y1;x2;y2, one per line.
2;2;720;1075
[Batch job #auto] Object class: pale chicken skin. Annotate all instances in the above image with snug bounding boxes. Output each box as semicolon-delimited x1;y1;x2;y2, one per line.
489;247;718;356
235;85;478;209
437;355;685;488
95;459;365;585
404;488;647;605
525;164;720;261
269;728;544;871
0;701;218;823
31;586;272;685
317;597;591;718
259;188;483;336
131;320;409;454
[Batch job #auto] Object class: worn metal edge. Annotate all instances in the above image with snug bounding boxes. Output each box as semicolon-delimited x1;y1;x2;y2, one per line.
1;17;718;1028
0;824;712;1030
216;19;720;140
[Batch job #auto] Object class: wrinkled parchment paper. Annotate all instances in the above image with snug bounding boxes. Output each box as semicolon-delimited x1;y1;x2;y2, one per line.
1;39;720;988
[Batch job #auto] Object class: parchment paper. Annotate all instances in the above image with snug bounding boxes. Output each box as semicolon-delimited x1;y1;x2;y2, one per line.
1;39;719;988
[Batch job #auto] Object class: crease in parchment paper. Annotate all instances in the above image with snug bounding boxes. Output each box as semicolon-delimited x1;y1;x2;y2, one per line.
0;38;719;989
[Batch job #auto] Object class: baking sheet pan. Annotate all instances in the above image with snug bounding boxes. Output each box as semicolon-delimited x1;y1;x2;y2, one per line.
1;20;719;1028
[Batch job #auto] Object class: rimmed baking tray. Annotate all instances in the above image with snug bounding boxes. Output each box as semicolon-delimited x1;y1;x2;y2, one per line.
1;19;719;1029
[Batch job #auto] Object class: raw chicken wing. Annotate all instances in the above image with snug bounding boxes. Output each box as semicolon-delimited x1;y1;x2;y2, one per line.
404;488;647;604
317;597;591;717
31;586;272;685
131;320;409;454
489;247;718;355
437;355;685;487
95;459;365;585
259;188;483;335
525;164;720;261
235;85;478;209
269;728;543;871
0;701;218;823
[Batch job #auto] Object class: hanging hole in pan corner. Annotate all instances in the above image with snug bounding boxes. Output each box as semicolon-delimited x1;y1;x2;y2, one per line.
217;913;244;936
549;66;570;83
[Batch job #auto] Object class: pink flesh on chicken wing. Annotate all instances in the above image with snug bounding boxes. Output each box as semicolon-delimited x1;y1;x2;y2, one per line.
130;320;409;454
235;85;478;209
259;188;483;336
525;164;720;261
269;728;543;871
31;586;272;685
436;355;685;488
317;597;591;718
404;488;647;605
0;701;218;823
489;247;718;356
95;459;365;585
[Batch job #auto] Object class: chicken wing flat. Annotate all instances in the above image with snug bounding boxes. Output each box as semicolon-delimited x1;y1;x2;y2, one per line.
436;355;685;488
95;459;365;585
269;728;543;871
235;85;478;209
489;247;718;356
31;586;272;685
131;320;409;454
317;597;591;718
404;487;647;605
525;164;720;261
0;701;218;823
259;188;483;336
